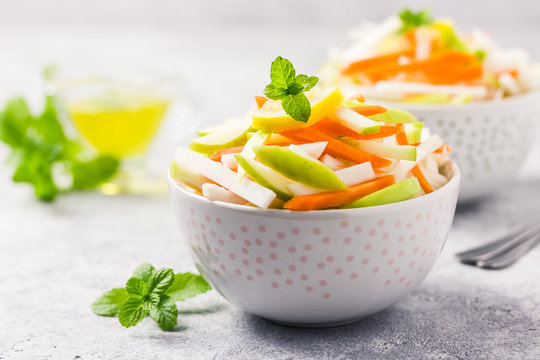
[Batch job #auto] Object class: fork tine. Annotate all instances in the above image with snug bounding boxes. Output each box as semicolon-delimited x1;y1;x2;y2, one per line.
456;224;540;264
477;234;540;270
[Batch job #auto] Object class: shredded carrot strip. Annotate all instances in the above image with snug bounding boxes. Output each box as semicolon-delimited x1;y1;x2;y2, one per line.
284;175;396;210
411;166;433;194
255;96;268;109
209;146;244;161
395;124;409;145
348;93;365;102
342;50;414;75
349;105;388;116
434;144;452;154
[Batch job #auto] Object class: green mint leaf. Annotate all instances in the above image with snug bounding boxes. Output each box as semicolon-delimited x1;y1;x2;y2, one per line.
281;93;311;123
142;293;161;311
91;288;129;316
0;97;32;147
270;56;296;89
165;272;212;302
294;74;319;92
286;82;304;96
132;262;156;282
474;50;486;62
118;297;149;328
398;9;433;34
126;277;148;297
149;295;178;331
264;84;288;100
71;155;120;190
148;268;175;295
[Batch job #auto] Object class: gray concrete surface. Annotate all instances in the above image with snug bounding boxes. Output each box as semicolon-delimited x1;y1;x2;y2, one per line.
1;20;540;360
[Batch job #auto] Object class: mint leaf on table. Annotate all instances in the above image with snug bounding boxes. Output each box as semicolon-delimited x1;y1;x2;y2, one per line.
398;8;433;34
92;263;212;331
166;272;213;301
91;288;129;316
0;94;119;202
150;296;178;331
263;56;319;123
119;297;148;328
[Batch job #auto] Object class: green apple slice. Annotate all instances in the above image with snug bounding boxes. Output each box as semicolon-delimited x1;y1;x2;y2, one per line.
348;139;417;161
404;123;423;144
196;117;245;137
238;130;270;180
170;161;210;191
253;145;348;190
202;183;245;205
190;118;251;155
344;177;421;208
391;135;444;180
234;154;294;201
329;106;381;135
175;147;276;208
368;109;419;124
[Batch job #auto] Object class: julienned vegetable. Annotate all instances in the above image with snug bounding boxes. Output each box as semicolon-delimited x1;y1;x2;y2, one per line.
322;9;540;102
170;57;454;210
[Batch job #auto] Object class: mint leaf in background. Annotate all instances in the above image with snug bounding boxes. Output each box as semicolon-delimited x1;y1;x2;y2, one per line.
126;277;148;297
282;93;311;123
71;156;119;190
269;56;296;89
150;296;178;331
148;268;175;295
398;9;433;34
132;262;156;282
0;94;120;202
91;288;129;316
294;74;319;92
119;297;148;328
264;84;288;100
166;272;212;301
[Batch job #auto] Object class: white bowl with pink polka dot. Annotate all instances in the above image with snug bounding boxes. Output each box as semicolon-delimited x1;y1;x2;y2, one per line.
169;165;460;327
380;90;540;202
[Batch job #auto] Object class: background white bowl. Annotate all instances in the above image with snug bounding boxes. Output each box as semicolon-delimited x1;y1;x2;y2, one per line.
385;91;540;202
169;165;460;327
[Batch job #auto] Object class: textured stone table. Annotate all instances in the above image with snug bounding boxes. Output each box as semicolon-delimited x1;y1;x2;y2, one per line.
1;21;540;360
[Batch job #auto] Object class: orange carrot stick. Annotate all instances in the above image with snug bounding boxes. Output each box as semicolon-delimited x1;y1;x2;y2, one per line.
209;146;244;161
395;124;409;145
280;128;392;168
342;50;414;75
311;119;401;140
411;166;433;194
349;105;388;116
255;96;268;109
284;175;396;210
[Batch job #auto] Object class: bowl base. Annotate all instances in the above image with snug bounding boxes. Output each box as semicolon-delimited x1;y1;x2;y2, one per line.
262;316;365;328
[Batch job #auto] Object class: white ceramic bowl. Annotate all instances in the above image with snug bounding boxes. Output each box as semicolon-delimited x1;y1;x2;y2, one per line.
385;91;540;202
169;165;460;327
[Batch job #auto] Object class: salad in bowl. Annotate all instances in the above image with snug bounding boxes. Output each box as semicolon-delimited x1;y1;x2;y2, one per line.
321;9;540;103
172;57;454;210
169;57;460;326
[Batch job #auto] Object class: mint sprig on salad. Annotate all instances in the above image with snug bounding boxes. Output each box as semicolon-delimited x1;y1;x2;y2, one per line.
398;8;433;34
264;56;319;123
91;263;211;331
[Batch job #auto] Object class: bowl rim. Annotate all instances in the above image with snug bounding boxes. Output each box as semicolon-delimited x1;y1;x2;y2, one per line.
373;88;540;112
168;162;461;219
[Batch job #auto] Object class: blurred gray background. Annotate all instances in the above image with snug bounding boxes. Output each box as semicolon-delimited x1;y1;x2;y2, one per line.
1;0;539;168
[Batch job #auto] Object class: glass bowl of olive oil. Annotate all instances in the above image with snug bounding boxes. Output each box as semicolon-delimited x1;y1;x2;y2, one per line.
53;75;175;194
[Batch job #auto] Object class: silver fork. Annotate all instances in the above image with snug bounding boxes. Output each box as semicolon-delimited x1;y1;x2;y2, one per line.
456;223;540;269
